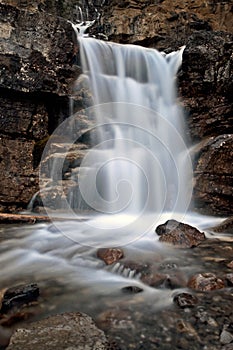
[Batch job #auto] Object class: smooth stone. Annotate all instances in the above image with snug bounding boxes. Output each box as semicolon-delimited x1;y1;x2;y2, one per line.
156;220;205;248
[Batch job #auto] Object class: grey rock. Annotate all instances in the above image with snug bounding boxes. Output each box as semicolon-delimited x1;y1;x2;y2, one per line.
7;312;110;350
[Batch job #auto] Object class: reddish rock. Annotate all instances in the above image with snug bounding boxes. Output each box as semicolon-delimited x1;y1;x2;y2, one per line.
156;220;205;248
188;273;225;291
97;248;124;265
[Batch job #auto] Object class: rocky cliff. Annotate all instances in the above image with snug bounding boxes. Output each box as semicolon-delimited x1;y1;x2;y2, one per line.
0;0;232;215
0;2;78;212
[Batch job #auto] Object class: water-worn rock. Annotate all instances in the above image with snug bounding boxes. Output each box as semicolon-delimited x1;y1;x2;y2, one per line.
6;312;110;350
0;283;39;314
97;248;124;265
188;273;225;291
173;292;198;308
156;220;206;248
220;329;233;345
210;217;233;234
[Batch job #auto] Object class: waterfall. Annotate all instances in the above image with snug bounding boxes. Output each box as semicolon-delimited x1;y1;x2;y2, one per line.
71;37;193;216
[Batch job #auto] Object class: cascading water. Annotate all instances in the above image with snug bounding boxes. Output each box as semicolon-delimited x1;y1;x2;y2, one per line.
72;36;192;217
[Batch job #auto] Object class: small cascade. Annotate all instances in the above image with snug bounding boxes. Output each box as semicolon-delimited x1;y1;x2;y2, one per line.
72;0;105;37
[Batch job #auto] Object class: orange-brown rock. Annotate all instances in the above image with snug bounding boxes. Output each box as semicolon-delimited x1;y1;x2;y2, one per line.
188;273;225;291
97;248;124;265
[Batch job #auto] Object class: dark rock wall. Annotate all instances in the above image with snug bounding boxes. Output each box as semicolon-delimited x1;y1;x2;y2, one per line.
0;0;232;215
0;3;77;212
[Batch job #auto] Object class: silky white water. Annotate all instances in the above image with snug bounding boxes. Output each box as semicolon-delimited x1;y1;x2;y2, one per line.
74;37;192;216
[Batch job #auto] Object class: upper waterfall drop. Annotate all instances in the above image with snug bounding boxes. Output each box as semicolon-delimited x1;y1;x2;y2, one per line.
74;36;192;216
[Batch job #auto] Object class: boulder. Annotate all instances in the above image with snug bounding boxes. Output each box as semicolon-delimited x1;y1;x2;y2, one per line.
156;220;206;248
6;312;110;350
188;272;225;291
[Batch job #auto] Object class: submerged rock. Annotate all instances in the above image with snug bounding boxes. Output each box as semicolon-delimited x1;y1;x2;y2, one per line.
6;312;109;350
156;220;206;248
97;248;124;265
188;273;225;291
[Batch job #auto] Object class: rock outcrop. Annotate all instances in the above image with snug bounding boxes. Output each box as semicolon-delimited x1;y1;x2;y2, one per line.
0;3;77;212
194;134;233;216
100;0;233;46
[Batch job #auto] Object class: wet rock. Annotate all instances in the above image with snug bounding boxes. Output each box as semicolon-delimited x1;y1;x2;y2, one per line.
222;345;233;350
211;217;233;234
176;319;200;340
141;272;168;288
6;312;109;350
227;261;233;269
0;283;39;314
220;329;233;345
194;135;233;216
97;248;124;265
121;286;143;294
101;0;233;46
156;220;206;248
188;273;225;291
225;274;233;286
142;271;186;289
0;326;12;348
173;292;198;308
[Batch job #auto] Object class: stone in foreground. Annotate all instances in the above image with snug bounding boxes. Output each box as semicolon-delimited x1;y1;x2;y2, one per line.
7;312;109;350
156;220;206;248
